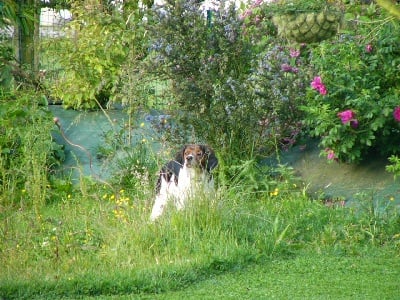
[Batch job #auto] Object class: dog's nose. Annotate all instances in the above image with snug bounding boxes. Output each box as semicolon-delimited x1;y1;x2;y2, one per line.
186;155;193;161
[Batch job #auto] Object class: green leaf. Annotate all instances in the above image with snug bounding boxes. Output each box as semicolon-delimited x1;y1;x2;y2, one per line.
94;64;103;74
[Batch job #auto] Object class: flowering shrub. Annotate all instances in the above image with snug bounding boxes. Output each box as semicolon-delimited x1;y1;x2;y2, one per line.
143;0;309;159
248;43;310;151
302;20;400;163
144;0;254;158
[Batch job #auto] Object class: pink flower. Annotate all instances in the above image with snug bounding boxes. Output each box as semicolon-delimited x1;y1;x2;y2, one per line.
318;85;327;95
365;44;373;53
325;148;336;161
289;48;300;58
281;64;299;73
311;76;323;89
311;76;328;95
393;107;400;122
337;110;355;124
281;63;292;72
239;9;252;20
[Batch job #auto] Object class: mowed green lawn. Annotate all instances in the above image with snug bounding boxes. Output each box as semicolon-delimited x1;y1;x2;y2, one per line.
75;253;398;300
154;255;400;300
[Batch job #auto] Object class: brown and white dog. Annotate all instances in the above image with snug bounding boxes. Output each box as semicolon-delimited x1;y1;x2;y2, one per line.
150;144;218;221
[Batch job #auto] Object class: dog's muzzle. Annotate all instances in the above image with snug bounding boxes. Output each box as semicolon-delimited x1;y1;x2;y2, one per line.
185;154;196;167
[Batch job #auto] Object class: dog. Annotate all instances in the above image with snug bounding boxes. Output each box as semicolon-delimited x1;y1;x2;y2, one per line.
150;144;218;221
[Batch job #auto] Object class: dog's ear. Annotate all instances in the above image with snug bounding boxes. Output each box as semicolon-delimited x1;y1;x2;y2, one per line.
202;145;218;172
156;160;182;194
174;145;186;166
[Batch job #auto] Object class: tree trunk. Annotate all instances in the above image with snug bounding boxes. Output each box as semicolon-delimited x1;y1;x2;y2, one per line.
14;0;40;74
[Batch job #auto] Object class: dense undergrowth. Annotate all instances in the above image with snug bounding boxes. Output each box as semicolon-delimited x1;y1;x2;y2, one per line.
0;94;399;299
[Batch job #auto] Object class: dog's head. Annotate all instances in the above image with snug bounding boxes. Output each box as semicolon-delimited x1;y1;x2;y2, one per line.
176;144;218;172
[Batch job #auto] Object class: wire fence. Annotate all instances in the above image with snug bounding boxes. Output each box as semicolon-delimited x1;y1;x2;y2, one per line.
38;8;70;88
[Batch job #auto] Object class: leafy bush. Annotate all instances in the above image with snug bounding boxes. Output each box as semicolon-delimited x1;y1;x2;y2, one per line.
140;0;309;161
143;0;253;156
0;36;14;90
247;43;309;152
0;91;63;208
267;0;343;12
386;154;400;180
103;138;159;198
48;1;148;109
0;1;33;90
302;19;400;163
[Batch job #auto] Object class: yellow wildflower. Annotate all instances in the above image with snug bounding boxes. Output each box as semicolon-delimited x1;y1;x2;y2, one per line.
270;188;279;196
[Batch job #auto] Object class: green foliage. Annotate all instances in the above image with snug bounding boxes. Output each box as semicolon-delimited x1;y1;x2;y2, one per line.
0;157;399;299
386;154;400;180
268;0;344;13
0;91;63;209
107;140;159;198
140;0;309;160
0;38;14;90
302;20;400;163
1;121;399;299
0;0;34;33
48;1;148;109
377;0;400;19
0;1;30;91
1;2;400;298
143;0;253;157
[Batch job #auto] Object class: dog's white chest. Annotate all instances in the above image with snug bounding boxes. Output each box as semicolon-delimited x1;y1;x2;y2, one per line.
171;166;204;208
150;166;213;221
176;166;197;193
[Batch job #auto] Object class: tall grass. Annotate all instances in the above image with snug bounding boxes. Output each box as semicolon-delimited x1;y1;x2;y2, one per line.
0;92;56;211
1;160;399;299
0;96;399;299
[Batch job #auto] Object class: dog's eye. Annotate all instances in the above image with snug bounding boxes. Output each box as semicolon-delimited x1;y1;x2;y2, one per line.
197;152;203;156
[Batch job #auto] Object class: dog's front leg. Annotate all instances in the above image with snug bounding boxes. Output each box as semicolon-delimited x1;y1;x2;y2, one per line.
150;193;168;221
174;194;186;211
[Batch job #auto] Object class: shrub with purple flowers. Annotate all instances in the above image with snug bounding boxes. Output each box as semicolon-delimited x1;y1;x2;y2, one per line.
248;43;310;151
143;0;255;158
302;19;400;163
142;0;310;159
